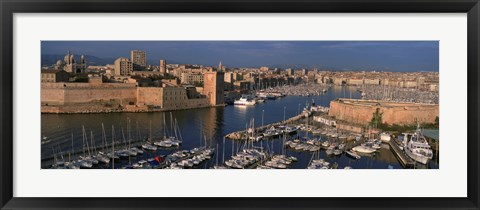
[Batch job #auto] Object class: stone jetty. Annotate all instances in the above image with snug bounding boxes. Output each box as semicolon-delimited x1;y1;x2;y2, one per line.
225;110;311;140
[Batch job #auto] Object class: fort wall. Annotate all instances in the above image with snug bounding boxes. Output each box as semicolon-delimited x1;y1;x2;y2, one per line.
41;83;137;106
41;82;212;113
329;99;439;126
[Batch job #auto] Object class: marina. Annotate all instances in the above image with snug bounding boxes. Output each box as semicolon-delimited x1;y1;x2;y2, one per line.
359;85;439;104
42;86;439;169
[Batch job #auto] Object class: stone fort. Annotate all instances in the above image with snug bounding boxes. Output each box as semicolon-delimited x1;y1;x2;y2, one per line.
329;98;439;126
41;72;224;113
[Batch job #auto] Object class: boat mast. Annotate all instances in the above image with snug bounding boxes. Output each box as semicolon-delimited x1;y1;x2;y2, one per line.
102;123;106;152
128;118;131;150
121;127;126;148
90;130;95;154
52;147;56;167
81;125;87;157
59;145;64;165
216;143;219;167
163;112;167;139
170;112;173;137
174;118;178;140
149;120;152;141
136;121;139;143
222;137;225;163
231;136;234;157
175;119;183;142
112;125;115;169
70;132;74;163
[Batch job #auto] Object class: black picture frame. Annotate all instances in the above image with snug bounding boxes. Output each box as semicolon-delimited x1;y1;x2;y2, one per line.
1;0;479;209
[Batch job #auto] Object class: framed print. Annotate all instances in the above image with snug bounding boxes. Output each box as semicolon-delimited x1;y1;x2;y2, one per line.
1;0;479;209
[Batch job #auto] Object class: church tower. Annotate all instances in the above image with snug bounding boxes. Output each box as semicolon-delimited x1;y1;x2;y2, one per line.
218;61;223;72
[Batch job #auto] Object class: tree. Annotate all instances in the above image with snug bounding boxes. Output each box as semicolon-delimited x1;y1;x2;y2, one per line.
370;108;383;128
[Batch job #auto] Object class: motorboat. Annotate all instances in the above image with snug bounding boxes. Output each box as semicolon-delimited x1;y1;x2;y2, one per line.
249;135;263;141
128;148;138;156
234;95;256;106
142;143;157;151
345;150;361;160
263;126;280;137
76;159;93;169
325;149;334;156
266;94;277;100
352;145;376;154
133;147;144;155
380;132;392;143
256;98;265;103
116;150;130;159
321;141;330;148
283;126;298;135
333;149;343;156
96;154;110;164
403;130;433;164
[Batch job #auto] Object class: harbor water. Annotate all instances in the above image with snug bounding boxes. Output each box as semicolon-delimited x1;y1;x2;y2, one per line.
41;86;439;169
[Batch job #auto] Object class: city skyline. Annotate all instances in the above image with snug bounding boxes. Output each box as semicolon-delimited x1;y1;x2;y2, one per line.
41;41;439;72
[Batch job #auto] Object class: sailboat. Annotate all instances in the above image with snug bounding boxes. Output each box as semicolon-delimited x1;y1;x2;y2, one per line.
133;121;144;155
154;113;182;147
77;126;95;168
142;120;158;151
64;133;80;169
96;123;110;164
107;125;121;160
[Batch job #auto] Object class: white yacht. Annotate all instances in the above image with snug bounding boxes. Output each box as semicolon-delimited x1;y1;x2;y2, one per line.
345;150;361;160
404;130;433;164
380;132;392;143
234;95;256;106
352;145;376;154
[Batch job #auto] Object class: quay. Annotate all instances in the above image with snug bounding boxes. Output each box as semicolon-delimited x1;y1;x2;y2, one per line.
388;140;415;168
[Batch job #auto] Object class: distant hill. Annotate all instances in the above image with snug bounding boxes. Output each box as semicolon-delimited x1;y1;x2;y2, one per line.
41;54;116;66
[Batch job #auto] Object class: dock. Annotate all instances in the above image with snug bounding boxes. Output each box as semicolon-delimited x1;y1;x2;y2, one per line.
153;149;213;169
245;155;272;169
388;140;415;168
225;111;310;140
42;140;145;162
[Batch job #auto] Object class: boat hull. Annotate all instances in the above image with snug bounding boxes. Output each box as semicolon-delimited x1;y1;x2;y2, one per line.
405;147;430;164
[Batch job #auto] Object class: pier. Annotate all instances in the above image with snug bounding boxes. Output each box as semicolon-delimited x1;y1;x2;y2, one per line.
153;149;211;169
388;140;415;168
42;140;146;163
224;111;310;140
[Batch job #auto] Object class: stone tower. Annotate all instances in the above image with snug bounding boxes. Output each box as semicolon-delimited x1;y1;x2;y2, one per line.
159;59;167;74
218;61;223;72
203;70;224;106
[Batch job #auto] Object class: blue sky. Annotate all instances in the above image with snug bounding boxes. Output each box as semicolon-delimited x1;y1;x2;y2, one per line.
41;41;439;72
